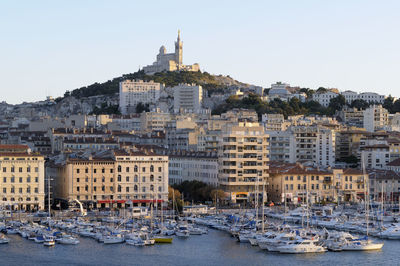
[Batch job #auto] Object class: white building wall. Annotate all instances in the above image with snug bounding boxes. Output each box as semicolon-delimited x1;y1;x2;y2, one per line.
119;80;162;115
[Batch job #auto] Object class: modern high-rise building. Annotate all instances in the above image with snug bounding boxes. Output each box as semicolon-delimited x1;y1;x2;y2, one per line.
218;122;269;203
363;105;389;132
119;80;162;115
173;84;203;113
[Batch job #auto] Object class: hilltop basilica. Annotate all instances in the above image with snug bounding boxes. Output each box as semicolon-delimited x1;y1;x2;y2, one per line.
142;31;200;75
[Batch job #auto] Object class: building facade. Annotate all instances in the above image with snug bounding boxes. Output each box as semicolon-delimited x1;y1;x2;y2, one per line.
119;80;162;115
218;122;269;203
0;145;45;211
142;31;200;75
53;150;169;208
173;84;203;113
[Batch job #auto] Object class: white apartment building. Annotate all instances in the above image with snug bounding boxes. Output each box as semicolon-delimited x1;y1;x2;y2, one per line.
173;84;203;113
267;130;296;163
312;91;339;107
292;125;336;167
119;80;162;115
363;105;389;132
168;151;218;186
316;90;385;107
361;146;390;169
262;114;291;131
218;122;269;203
358;92;385;104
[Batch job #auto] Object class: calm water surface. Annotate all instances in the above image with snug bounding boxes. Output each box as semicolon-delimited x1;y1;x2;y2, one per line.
1;230;398;266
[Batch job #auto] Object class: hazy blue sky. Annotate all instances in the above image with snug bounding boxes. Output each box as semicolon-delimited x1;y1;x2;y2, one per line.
1;0;399;104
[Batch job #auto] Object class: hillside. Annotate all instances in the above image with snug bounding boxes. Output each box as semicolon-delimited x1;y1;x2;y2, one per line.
64;70;253;99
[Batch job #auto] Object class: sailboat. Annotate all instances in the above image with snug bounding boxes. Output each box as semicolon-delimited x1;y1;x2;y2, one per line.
341;157;383;251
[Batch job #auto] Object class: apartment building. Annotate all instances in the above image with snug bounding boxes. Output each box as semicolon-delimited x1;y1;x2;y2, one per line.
262;114;290;131
173;84;203;113
168;151;218;186
268;162;366;203
337;107;364;128
52;150;168;208
140;110;172;132
0;144;45;211
292;125;336;167
267;130;296;163
363;105;389;132
218;122;269;203
119;80;162;115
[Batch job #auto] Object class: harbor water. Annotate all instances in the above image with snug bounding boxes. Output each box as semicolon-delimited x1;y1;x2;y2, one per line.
1;229;398;266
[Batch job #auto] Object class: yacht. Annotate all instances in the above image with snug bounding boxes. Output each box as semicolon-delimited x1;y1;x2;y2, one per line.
340;236;384;251
58;235;80;245
176;225;190;237
278;239;327;254
103;234;124;244
43;235;56;247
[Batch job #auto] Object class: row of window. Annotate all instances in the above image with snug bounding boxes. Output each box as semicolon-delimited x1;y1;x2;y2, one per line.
75;175;163;183
2;197;39;202
75;185;162;193
2;187;39;193
76;165;163;174
2;176;39;183
2;167;39;173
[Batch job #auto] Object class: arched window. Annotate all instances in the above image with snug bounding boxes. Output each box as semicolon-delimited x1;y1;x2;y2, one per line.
117;165;121;172
150;185;154;191
134;185;138;192
150;165;154;172
150;175;154;182
134;165;138;172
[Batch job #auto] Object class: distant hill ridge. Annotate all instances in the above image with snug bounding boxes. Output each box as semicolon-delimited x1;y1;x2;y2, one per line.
65;70;253;99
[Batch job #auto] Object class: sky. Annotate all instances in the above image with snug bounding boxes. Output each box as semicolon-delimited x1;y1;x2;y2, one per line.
0;0;399;104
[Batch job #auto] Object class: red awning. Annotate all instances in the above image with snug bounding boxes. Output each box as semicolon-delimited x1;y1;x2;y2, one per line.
97;199;164;204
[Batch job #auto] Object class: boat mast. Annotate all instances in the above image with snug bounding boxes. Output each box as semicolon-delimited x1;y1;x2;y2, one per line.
262;182;265;233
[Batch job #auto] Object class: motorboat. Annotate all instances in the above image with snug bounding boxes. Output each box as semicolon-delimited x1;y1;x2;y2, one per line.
103;234;124;244
58;235;80;245
126;238;145;246
340;236;384;251
278;239;327;254
43;235;56;246
153;235;173;244
175;225;190;238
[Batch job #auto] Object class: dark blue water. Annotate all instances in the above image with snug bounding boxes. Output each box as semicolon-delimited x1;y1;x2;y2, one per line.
1;230;398;266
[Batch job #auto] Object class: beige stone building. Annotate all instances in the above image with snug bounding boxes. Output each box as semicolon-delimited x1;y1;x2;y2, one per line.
218;122;269;203
0;144;45;211
142;31;200;75
268;162;366;203
53;150;168;208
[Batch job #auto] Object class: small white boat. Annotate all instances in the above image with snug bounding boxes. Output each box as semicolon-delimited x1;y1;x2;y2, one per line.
176;225;190;238
341;237;384;251
126;239;145;246
103;234;124;244
0;234;10;244
278;239;327;254
58;235;80;245
43;235;56;247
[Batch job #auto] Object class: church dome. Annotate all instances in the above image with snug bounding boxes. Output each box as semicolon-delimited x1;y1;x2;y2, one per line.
159;46;166;54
